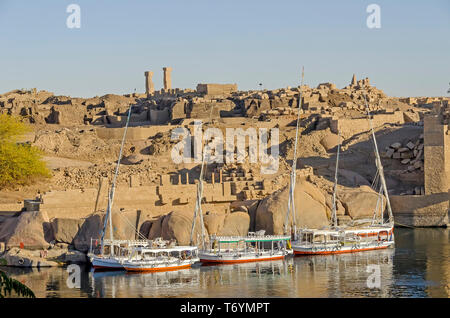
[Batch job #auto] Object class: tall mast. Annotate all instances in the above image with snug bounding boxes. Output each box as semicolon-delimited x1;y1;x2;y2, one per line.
284;67;304;238
331;130;341;228
190;106;214;248
100;104;134;255
363;94;394;225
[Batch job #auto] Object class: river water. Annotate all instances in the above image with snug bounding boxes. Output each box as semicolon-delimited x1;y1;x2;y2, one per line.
1;228;449;298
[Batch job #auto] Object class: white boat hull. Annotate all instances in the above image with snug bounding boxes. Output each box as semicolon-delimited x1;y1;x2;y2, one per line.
199;250;290;264
292;240;394;255
123;258;199;272
90;256;125;270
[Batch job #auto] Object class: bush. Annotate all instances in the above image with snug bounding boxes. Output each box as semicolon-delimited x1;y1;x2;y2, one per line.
0;114;50;188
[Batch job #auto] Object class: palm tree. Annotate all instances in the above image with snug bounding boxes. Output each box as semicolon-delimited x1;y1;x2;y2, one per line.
0;270;35;298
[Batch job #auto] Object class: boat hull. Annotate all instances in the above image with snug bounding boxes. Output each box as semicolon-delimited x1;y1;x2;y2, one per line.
124;263;192;272
293;241;394;255
123;258;199;272
90;256;125;270
293;242;393;255
199;252;287;264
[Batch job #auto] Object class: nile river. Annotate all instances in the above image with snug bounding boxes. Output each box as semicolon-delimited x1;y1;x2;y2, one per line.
1;228;449;298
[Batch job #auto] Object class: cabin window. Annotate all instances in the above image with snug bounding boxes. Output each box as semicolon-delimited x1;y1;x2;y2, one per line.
313;235;326;243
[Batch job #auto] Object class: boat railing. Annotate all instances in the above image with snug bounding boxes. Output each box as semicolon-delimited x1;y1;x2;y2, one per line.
210;235;291;242
89;238;152;255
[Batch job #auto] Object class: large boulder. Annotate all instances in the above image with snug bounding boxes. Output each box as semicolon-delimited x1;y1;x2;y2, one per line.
0;217;19;243
148;215;165;239
139;220;153;239
0;247;59;267
107;210;141;240
73;214;104;252
255;180;329;234
204;212;226;236
63;250;87;263
51;218;84;244
338;185;386;219
203;211;251;237
325;195;346;216
155;210;208;246
73;210;141;252
220;212;250;236
230;200;259;232
1;211;53;249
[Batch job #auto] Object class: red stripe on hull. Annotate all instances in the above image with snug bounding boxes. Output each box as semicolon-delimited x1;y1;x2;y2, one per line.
200;255;285;264
124;264;191;272
294;245;389;255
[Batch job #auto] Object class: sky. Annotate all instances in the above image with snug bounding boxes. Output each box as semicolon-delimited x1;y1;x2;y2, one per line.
0;0;449;98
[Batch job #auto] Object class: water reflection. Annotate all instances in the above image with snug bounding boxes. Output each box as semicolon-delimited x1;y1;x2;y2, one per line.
1;228;448;298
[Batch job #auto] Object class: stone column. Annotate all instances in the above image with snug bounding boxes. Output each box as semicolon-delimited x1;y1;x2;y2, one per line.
145;71;154;95
163;67;172;90
424;115;450;195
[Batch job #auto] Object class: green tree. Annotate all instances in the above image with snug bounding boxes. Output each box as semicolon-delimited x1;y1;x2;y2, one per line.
0;114;50;188
0;270;35;298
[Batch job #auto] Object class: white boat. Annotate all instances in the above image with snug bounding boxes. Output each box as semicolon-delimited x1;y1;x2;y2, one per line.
88;239;150;270
289;91;395;255
189;105;293;264
88;104;199;272
198;232;292;264
89;104;140;271
122;246;199;272
292;226;394;255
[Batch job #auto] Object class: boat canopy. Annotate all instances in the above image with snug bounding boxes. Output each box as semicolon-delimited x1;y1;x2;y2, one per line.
211;235;291;243
298;229;340;236
133;246;198;253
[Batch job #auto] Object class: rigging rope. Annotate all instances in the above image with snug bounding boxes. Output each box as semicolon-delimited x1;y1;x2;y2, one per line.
190;104;216;247
100;104;134;253
362;93;394;226
284;67;304;238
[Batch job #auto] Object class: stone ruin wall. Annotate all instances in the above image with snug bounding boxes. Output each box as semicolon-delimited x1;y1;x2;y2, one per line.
330;111;405;138
10;165;275;220
390;103;450;227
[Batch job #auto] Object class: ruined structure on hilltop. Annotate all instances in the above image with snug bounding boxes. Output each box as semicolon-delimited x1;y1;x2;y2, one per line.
0;71;419;129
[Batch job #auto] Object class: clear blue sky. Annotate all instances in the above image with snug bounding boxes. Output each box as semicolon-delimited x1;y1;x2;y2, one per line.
0;0;449;98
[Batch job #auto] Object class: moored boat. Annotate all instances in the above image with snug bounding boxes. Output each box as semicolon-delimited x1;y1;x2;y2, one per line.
292;226;394;255
88;239;150;270
188;105;293;264
88;104;199;272
199;232;292;264
122;246;199;272
290;92;395;255
88;104;139;271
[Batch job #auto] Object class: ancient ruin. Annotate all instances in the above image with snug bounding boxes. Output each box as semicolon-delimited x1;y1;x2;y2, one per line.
163;67;172;90
0;71;449;266
144;71;154;95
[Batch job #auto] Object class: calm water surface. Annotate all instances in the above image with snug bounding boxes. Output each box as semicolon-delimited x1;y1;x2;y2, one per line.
2;228;449;298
